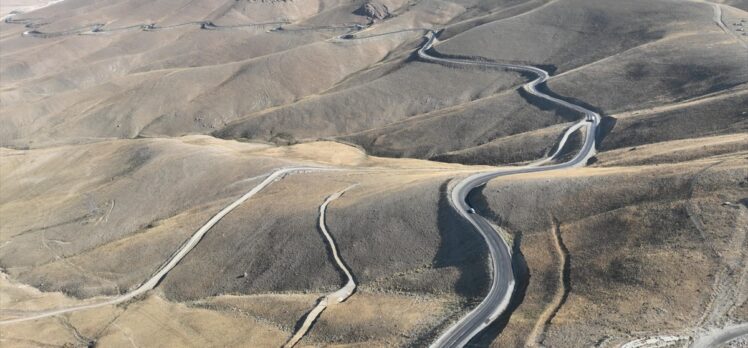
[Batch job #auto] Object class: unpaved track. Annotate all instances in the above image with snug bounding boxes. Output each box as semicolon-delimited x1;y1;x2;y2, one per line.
283;185;358;348
619;323;748;348
433;119;596;348
1;19;603;348
695;0;748;49
526;218;570;346
5;11;364;38
0;166;334;325
620;335;689;348
16;20;290;37
692;323;748;348
0;27;601;347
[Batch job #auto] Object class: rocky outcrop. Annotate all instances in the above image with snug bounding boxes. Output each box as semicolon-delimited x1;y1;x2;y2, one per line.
355;0;390;20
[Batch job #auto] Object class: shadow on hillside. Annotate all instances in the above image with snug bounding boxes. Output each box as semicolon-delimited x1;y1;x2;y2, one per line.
433;180;490;298
429;180;531;347
464;185;531;347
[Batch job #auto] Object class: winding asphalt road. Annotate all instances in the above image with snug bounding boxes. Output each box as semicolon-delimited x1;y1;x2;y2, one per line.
1;16;604;348
4;3;742;346
416;30;600;348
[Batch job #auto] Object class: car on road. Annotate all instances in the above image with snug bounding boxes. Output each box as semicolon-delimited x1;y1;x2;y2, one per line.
467;208;476;214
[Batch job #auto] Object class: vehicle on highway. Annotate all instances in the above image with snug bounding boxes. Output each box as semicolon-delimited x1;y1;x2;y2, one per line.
419;29;600;348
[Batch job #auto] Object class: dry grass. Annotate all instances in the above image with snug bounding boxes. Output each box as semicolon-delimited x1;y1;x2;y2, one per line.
2;0;746;346
478;151;747;346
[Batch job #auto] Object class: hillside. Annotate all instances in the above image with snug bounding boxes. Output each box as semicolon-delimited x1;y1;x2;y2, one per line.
1;0;747;347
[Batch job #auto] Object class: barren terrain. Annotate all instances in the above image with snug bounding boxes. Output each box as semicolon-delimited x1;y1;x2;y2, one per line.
1;0;746;347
